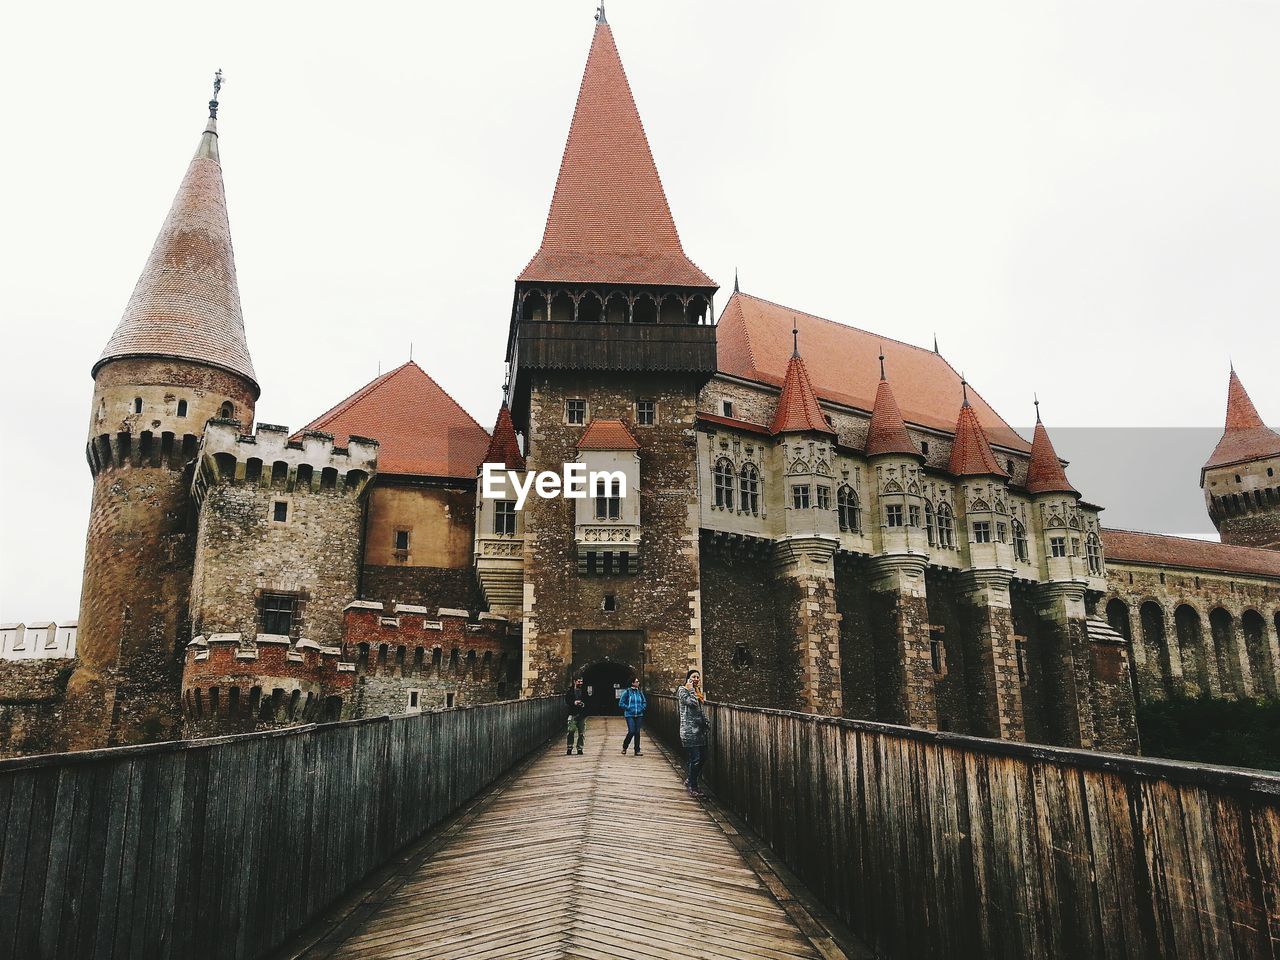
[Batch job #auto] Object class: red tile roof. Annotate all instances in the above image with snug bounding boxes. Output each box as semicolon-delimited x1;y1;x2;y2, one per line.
695;412;771;436
518;24;714;289
95;118;257;391
301;362;490;479
865;377;921;458
1101;529;1280;579
578;418;640;451
770;352;835;435
1203;370;1280;470
717;293;1027;451
483;404;525;470
949;400;1008;478
1025;419;1077;496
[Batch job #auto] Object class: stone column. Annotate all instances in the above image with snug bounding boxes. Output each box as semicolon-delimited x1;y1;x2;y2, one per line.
867;554;936;730
773;536;843;716
957;570;1025;741
1035;581;1095;749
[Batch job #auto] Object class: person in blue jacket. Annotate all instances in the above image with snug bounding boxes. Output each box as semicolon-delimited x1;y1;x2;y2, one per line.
618;676;647;756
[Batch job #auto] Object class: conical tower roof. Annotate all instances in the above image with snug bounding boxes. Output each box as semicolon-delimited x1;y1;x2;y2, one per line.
948;393;1007;478
518;20;713;288
770;342;835;435
1025;406;1077;496
94;106;257;391
1203;369;1280;470
865;362;921;458
484;403;526;470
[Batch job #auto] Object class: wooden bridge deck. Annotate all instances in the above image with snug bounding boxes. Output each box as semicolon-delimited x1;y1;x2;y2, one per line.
296;716;848;960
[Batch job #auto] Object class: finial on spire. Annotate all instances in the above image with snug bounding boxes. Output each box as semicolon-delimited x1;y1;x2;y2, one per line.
595;2;607;24
208;68;224;120
933;333;939;354
1034;393;1041;423
960;374;969;406
791;318;799;358
878;347;886;381
734;267;739;293
1229;357;1235;373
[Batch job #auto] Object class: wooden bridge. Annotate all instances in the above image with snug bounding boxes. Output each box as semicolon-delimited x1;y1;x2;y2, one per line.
1;697;1277;960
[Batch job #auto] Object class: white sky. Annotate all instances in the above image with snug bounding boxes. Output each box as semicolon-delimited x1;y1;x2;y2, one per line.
1;0;1277;622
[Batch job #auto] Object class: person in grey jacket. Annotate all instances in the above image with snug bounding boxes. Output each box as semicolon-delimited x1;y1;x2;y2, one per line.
676;669;709;797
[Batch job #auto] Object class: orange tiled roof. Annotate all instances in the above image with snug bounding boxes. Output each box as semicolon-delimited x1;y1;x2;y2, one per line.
866;377;921;458
1025;419;1077;496
483;404;525;470
301;362;490;479
1203;370;1280;470
578;418;640;451
518;24;714;289
696;412;771;436
95;118;257;390
717;293;1027;451
1101;529;1280;579
949;400;1008;478
770;352;835;435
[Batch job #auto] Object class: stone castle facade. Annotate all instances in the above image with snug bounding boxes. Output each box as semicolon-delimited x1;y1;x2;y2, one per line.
4;12;1280;758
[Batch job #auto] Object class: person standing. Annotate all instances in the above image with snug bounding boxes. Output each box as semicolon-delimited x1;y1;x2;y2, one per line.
618;677;647;756
565;677;587;755
676;669;709;796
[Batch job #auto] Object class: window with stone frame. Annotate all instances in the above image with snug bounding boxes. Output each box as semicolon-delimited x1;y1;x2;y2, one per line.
259;593;297;637
816;485;831;510
713;458;735;509
837;485;860;532
393;528;410;563
1050;536;1068;558
908;504;921;527
886;503;904;527
1013;520;1029;562
739;463;760;515
925;500;936;546
1071;537;1081;557
566;399;587;425
272;501;288;523
494;500;516;535
792;484;811;510
973;520;992;543
996;521;1008;543
936;503;956;548
721;400;733;417
1086;533;1103;575
636;399;656;426
594;477;621;520
177;399;188;417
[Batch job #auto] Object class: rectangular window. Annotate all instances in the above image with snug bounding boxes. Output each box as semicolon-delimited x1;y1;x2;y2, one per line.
637;400;656;426
494;500;516;535
908;504;921;527
260;594;296;636
1071;537;1081;557
1015;637;1028;683
1050;536;1067;558
886;504;903;527
603;594;617;612
566;399;587;425
594;478;621;520
407;689;421;713
791;484;811;510
272;501;288;523
816;485;831;510
721;400;734;418
446;692;455;709
996;522;1007;543
394;529;410;551
973;521;992;543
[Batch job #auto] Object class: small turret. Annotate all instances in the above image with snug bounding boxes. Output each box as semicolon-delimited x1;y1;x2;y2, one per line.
1201;368;1280;550
866;355;928;556
949;386;1013;571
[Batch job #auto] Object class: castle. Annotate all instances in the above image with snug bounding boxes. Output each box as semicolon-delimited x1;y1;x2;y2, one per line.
4;10;1278;758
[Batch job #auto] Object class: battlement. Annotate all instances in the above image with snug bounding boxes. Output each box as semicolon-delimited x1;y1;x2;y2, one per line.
193;420;378;505
86;429;202;476
342;601;520;682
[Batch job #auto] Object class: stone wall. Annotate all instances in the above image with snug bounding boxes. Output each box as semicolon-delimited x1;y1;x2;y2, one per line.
361;564;481;615
699;537;787;708
835;558;878;718
0;659;73;757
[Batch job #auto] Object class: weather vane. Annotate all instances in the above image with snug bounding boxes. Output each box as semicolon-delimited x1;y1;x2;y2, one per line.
209;69;224;119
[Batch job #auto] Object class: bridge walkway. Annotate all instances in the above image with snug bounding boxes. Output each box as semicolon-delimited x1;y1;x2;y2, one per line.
293;716;851;960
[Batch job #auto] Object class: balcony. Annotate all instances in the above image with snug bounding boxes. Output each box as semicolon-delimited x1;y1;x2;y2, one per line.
512;321;717;381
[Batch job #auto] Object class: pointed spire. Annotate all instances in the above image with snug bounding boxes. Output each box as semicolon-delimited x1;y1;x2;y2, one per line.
734;267;740;293
1203;367;1280;470
94;81;257;392
484;403;526;471
517;18;714;288
949;400;1007;478
865;359;921;458
1025;403;1077;495
770;348;834;436
933;333;939;354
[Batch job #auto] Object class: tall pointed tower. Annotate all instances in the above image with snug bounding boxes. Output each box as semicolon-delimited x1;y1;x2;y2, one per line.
506;9;718;697
67;79;259;749
1202;368;1280;550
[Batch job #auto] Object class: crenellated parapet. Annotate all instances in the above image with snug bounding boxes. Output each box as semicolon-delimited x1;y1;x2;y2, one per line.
193;420;377;506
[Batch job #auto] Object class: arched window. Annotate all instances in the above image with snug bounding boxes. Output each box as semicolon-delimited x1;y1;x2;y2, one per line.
713;458;734;509
739;464;760;515
837;485;860;532
935;503;955;549
1013;520;1029;563
1086;533;1103;575
133;397;143;414
924;500;936;546
176;399;188;418
1106;599;1130;641
220;401;235;419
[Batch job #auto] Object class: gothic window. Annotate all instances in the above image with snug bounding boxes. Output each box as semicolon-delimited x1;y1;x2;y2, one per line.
1086;533;1103;575
936;503;955;548
1050;536;1067;558
739;464;760;515
792;484;811;510
594;477;621;520
494;500;516;535
176;399;187;417
566;399;587;425
637;399;656;426
908;504;921;527
925;501;936;546
1013;520;1029;562
886;504;904;527
837;485;860;532
714;458;735;509
973;521;992;543
259;594;296;636
816;485;831;510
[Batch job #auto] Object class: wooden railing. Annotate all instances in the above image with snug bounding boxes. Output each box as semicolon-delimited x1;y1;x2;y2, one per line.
650;695;1280;960
0;697;562;960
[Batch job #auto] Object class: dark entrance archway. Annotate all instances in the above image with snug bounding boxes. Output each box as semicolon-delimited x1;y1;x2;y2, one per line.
580;660;635;715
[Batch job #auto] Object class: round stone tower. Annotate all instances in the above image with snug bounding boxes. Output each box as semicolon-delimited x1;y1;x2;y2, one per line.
66;85;259;749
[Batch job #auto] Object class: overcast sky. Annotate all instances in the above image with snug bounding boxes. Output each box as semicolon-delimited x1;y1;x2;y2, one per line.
2;0;1277;623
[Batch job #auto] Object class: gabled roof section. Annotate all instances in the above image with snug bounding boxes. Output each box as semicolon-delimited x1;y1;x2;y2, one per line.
578;418;640;451
1203;369;1280;471
517;23;714;289
866;375;921;458
1102;528;1280;579
302;362;490;479
94;114;257;392
716;293;1028;452
484;403;526;471
949;398;1008;478
1025;414;1078;496
770;352;835;436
